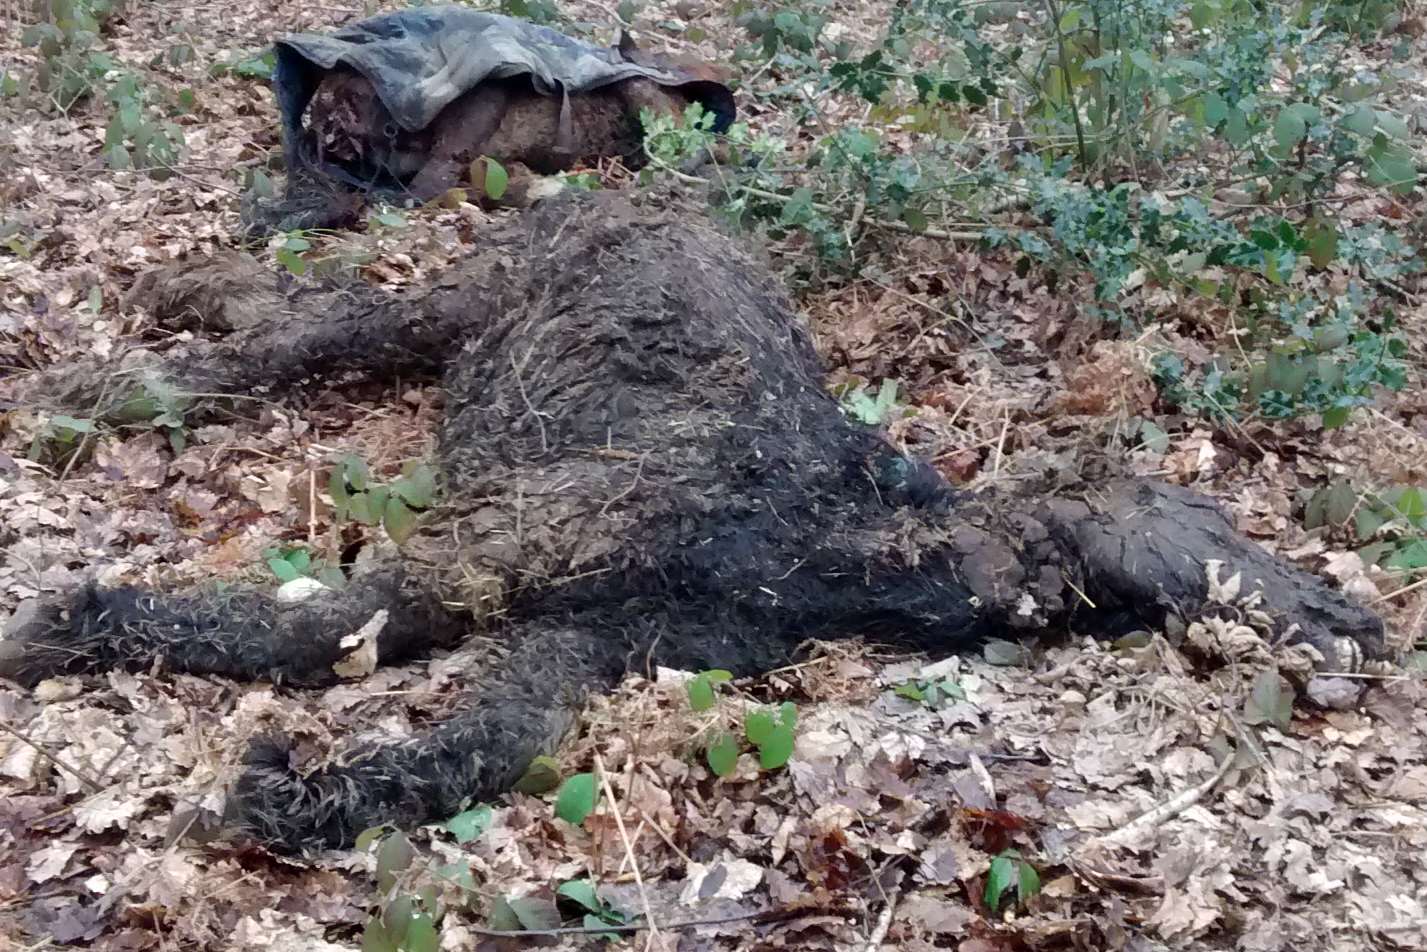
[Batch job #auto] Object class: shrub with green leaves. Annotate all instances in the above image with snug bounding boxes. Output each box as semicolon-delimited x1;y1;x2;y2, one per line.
893;675;966;709
685;669;798;776
26;414;94;467
1304;480;1427;574
20;0;124;112
329;455;438;545
984;849;1041;911
644;0;1420;426
21;0;187;177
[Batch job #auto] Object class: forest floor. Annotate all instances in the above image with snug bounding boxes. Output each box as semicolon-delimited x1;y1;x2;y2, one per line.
1;1;1426;951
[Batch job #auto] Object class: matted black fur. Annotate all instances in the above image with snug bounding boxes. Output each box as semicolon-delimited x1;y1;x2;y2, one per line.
1;191;1385;851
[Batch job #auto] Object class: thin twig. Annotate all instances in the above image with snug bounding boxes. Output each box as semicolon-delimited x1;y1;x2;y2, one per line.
654;163;985;241
462;907;807;938
594;751;662;948
0;722;104;793
1091;752;1234;849
861;891;898;951
1373;573;1427;604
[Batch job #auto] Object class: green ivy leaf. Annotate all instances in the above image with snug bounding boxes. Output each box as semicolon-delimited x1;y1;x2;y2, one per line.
778;701;797;729
1137;420;1170;453
403;913;438;952
489;895;561;932
1273;108;1307;153
1341;105;1378;138
1243;670;1293;729
477;156;509;200
392;462;436;509
342;454;370;492
1365;136;1417;194
1384;539;1427;571
781;187;815;226
555;772;598;825
348;491;375;526
984;853;1016;910
375;831;415;893
1354;506;1387;541
514;755;562;794
1321;406;1350;429
757;723;795;770
360;917;398;952
556;878;603;914
687;675;716;712
706;732;739;777
276;246;306;276
383;496;418;545
444;804;493;844
329;466;351;517
50;415;95;434
894;681;926;702
267;557;300;583
744;710;774;747
1018;858;1041;901
1375;109;1411;141
1305;219;1338;269
354;825;390;852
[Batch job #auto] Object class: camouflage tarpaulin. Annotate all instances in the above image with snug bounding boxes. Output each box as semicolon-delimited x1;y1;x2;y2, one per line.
272;6;734;164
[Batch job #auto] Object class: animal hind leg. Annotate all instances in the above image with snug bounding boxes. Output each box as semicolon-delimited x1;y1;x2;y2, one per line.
226;607;795;850
229;615;633;850
0;565;464;688
5;233;522;421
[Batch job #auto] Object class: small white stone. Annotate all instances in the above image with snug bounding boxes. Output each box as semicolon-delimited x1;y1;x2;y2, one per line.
274;577;328;603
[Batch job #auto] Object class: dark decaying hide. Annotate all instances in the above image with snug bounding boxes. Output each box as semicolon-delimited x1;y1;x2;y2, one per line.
258;6;734;224
1;192;1384;852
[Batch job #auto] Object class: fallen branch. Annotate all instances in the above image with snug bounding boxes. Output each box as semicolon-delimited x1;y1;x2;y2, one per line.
463;904;857;938
595;751;662;948
655;163;988;241
861;891;899;951
1088;752;1234;850
0;721;104;793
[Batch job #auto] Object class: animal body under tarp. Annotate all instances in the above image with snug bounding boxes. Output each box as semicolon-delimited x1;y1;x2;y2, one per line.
1;191;1384;852
257;6;733;222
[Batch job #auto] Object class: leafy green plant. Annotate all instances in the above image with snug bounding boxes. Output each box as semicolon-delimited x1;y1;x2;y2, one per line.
685;668;733;712
487;879;629;939
329;455;438;545
20;0;124;112
442;804;493;844
101;73;185;176
275;232;314;276
354;829;442;952
645;0;1419;427
556;879;628;941
984;849;1041;911
837;378;903;426
26;414;94;467
209;49;276;81
892;675;966;709
20;1;187;178
106;378;192;452
261;544;347;589
553;771;598;825
1304;481;1427;574
1243;669;1294;729
744;702;797;769
685;670;798;776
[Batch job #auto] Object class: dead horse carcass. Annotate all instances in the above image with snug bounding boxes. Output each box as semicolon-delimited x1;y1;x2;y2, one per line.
0;191;1384;852
271;7;733;202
